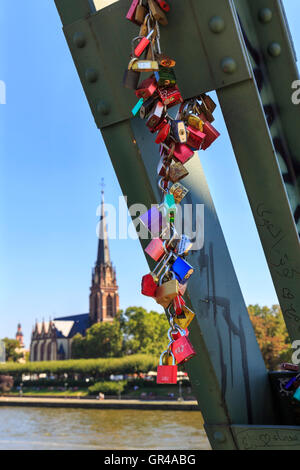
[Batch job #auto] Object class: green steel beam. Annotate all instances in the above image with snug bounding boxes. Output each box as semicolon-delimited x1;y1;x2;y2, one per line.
215;3;300;342
53;0;300;450
58;0;300;341
234;0;300;234
231;424;300;450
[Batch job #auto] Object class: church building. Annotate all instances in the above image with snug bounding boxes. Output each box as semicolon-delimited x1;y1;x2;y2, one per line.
30;190;119;361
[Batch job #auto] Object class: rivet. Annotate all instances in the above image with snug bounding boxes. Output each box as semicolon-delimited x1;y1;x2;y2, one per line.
213;431;226;443
221;57;237;74
85;68;98;83
258;8;273;24
97;100;110;116
268;42;281;57
73;32;86;48
209;16;225;34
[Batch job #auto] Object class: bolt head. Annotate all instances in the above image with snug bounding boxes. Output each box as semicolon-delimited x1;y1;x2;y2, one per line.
73;32;86;48
268;42;281;57
258;8;273;24
97;100;110;115
85;68;98;83
221;57;237;74
209;16;225;34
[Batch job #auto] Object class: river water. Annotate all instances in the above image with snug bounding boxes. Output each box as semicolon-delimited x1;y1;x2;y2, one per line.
0;407;211;450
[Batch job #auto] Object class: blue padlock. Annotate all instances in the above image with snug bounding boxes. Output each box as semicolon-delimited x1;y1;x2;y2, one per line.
170;255;193;282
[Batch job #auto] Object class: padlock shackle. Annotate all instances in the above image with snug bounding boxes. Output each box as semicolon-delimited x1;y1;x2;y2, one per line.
158;177;171;194
162;226;180;254
167;325;185;342
152;250;172;277
158;265;176;285
159;346;176;366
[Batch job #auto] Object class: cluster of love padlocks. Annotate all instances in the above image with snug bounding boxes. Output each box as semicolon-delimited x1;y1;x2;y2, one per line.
124;0;220;385
280;363;300;402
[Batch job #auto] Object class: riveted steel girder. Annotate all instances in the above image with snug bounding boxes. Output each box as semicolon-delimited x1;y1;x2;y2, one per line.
53;0;300;450
60;0;252;129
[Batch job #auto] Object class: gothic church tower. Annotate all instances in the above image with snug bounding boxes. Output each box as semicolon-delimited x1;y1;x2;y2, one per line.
89;189;119;324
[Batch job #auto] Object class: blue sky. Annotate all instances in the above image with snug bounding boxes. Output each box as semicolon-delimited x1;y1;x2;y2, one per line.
0;1;299;348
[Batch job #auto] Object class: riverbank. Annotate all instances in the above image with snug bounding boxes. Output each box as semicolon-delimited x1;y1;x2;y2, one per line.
0;396;199;411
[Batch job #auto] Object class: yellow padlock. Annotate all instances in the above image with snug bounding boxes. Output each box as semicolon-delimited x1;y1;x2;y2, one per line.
131;60;159;72
174;306;195;329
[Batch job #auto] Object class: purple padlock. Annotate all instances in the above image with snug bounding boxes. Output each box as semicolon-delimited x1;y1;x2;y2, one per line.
139;206;166;237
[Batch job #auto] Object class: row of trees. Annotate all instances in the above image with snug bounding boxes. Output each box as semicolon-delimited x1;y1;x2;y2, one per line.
1;305;293;370
72;304;293;370
71;307;170;359
248;304;292;370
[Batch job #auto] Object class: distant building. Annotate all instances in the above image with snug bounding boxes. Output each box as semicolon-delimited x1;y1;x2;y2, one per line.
16;323;24;347
30;190;119;361
15;323;29;363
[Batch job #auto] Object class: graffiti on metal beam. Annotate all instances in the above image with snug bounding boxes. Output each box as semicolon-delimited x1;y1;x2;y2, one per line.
239;18;300;236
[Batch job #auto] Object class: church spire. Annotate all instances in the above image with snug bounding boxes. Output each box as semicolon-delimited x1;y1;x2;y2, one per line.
96;181;111;266
90;180;119;324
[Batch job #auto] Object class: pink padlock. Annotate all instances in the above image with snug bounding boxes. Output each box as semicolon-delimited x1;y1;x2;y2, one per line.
169;327;196;364
186;126;206;150
145;238;165;261
126;0;140;24
173;143;194;164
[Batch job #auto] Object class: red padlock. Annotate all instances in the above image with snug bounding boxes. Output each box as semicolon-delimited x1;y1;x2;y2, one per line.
155;122;170;144
141;273;158;297
173;294;186;315
201;122;220;150
150;118;168;134
135;77;157;100
169;327;196;364
158;85;183;109
157;349;177;384
134;30;156;57
155;0;170;12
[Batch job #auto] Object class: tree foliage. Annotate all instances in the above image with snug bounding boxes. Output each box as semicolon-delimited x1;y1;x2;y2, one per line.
0;354;157;378
2;338;23;362
248;304;292;370
122;307;169;356
71;307;169;359
72;316;123;359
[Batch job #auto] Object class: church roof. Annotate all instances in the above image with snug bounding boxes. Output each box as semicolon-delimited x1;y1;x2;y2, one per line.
53;314;90;337
52;321;74;338
33;314;90;340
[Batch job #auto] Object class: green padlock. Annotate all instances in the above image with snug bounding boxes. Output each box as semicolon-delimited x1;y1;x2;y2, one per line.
154;66;176;87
